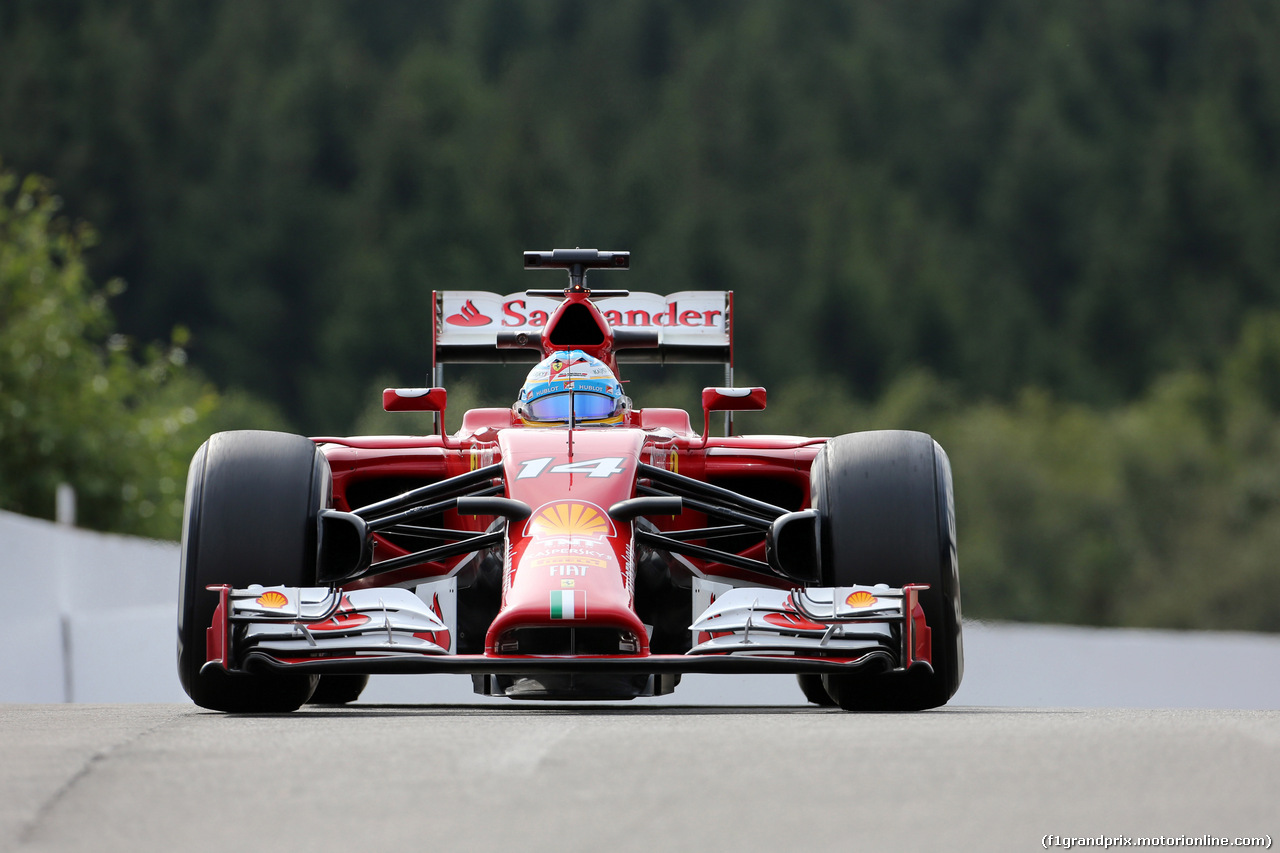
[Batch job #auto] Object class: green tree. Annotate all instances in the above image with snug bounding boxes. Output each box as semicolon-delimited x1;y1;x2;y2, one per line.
0;166;284;538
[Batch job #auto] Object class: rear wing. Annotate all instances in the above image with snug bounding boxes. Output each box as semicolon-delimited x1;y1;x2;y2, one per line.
432;290;733;368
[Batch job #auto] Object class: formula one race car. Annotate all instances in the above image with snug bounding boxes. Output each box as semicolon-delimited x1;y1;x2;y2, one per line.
177;249;962;713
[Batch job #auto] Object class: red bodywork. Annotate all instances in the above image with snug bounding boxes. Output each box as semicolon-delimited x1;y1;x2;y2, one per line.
316;418;825;635
204;276;934;688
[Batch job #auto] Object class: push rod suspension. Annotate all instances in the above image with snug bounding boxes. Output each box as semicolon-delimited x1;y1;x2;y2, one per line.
657;524;756;541
636;484;774;530
355;529;506;580
364;484;504;533
353;464;504;522
636;463;790;519
634;529;778;578
384;525;490;541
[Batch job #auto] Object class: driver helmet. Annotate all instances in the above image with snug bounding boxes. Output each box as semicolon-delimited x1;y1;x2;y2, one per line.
514;350;630;426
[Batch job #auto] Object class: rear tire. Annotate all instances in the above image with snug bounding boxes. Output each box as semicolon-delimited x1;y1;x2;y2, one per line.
308;674;370;705
811;431;963;712
178;431;327;712
796;673;836;707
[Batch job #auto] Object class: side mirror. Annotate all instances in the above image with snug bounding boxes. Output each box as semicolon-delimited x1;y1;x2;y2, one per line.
383;387;447;413
701;386;766;440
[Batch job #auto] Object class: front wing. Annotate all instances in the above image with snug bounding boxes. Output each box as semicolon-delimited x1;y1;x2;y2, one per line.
202;583;932;680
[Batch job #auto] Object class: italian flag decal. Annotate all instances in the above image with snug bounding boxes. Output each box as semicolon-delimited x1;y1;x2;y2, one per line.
549;589;586;620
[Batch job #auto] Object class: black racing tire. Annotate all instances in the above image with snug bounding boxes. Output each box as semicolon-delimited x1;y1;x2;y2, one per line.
811;430;963;712
178;430;328;713
796;673;837;707
308;674;371;705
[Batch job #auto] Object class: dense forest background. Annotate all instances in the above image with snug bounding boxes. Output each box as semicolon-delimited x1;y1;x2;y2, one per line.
2;0;1279;631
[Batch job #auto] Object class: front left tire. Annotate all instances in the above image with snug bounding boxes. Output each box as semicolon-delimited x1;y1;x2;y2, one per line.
810;430;963;712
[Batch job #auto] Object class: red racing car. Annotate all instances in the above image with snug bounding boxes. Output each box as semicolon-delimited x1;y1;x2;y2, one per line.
177;249;963;712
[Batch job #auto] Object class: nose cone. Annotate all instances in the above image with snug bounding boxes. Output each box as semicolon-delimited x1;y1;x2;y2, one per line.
485;523;650;656
486;429;651;656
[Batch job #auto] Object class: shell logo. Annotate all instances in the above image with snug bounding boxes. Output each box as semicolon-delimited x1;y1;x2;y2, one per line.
525;501;615;539
845;590;878;607
256;590;289;609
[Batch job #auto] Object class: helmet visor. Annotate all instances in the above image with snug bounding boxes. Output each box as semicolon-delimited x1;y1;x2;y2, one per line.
525;392;618;423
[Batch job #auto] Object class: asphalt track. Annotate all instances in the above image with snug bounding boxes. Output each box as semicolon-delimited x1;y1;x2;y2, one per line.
2;704;1275;853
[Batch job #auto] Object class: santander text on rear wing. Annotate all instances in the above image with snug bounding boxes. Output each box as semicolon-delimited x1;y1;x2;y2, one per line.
433;290;733;367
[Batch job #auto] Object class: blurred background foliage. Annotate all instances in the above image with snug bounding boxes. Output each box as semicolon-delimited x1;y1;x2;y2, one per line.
0;168;287;538
1;0;1278;629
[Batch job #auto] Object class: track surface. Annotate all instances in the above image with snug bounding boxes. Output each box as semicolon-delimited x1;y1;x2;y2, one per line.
2;704;1276;852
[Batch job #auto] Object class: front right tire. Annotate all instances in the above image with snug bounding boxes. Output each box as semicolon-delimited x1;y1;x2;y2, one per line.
178;430;328;713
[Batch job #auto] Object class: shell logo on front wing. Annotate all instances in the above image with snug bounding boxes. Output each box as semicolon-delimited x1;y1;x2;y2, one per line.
256;590;289;609
846;590;878;607
524;501;616;539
